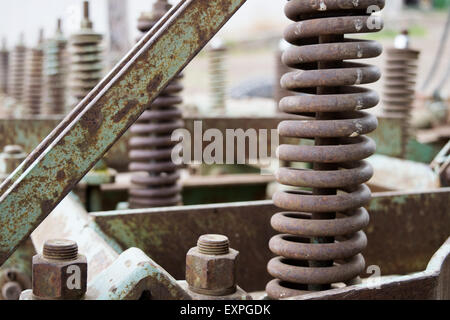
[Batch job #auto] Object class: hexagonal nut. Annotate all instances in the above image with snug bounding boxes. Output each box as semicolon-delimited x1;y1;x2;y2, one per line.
186;247;238;295
32;254;87;300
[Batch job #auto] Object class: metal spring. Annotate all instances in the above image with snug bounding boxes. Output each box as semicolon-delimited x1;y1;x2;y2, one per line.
69;1;103;107
43;19;68;115
0;38;9;95
128;0;184;209
274;40;292;109
209;39;227;113
266;0;384;299
382;48;419;158
8;34;27;104
23;30;44;115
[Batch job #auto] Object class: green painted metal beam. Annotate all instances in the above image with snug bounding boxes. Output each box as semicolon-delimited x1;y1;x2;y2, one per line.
0;0;247;266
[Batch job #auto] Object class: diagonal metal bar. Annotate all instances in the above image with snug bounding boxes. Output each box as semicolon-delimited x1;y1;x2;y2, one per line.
0;0;247;265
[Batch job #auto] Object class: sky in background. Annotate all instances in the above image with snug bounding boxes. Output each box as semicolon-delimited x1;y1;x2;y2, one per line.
0;0;287;47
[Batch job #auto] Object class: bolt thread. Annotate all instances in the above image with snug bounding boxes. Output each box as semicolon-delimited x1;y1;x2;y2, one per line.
43;239;78;261
197;235;229;255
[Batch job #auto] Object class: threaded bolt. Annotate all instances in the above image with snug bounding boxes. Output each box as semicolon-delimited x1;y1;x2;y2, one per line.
43;239;78;261
197;234;229;256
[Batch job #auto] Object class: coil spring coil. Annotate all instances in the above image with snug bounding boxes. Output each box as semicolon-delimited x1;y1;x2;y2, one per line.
267;0;384;299
128;3;184;209
0;39;9;95
44;20;68;115
8;38;27;103
23;33;44;115
382;48;419;157
209;42;227;112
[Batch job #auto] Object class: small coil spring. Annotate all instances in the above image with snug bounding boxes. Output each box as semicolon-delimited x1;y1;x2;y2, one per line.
128;0;184;209
44;19;68;115
8;34;27;104
23;30;45;115
69;1;103;108
0;38;9;95
382;48;419;158
209;39;227;113
267;0;384;299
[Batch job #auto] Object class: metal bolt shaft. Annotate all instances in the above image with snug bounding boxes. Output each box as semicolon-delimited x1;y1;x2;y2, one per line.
43;239;78;261
197;235;230;255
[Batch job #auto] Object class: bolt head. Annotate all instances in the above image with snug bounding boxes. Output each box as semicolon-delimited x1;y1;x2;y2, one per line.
186;247;238;296
32;254;87;300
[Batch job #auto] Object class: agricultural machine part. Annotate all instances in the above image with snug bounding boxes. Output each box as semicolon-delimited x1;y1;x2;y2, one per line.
81;160;116;212
128;0;184;209
267;0;384;298
30;239;87;300
0;145;27;181
431;140;450;187
69;1;103;108
274;39;291;109
0;38;8;95
43;19;68;115
209;38;227;113
8;34;26;103
183;234;250;300
23;30;45;115
0;0;248;267
382;48;420;158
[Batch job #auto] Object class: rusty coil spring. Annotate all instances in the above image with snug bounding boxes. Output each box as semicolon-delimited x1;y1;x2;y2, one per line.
8;36;27;103
382;48;419;157
23;31;45;115
0;38;9;95
44;20;68;115
69;2;103;107
267;0;384;299
128;2;184;209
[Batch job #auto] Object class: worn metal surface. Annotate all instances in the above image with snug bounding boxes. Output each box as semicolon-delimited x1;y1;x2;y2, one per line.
129;0;184;209
0;0;247;266
268;0;383;298
93;189;450;292
32;239;87;300
86;247;190;300
289;237;450;300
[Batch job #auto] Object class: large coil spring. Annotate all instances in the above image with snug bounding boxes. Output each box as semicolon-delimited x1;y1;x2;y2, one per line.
382;48;419;157
69;1;103;107
44;19;68;115
8;35;27;104
0;39;9;95
128;1;184;209
267;0;384;299
23;31;44;115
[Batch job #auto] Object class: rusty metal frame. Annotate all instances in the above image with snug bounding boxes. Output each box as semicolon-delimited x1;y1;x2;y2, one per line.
0;0;248;265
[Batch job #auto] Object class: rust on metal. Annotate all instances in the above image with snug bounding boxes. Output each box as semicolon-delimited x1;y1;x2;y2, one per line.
267;0;384;298
0;0;247;266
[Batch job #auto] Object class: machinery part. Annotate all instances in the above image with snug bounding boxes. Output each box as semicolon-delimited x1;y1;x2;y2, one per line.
267;0;384;299
430;140;450;187
81;159;116;212
0;145;27;182
274;39;292;109
31;239;87;300
8;34;27;103
0;0;248;267
209;38;227;113
69;1;103;107
185;234;250;300
382;48;420;158
44;19;68;115
23;30;45;115
128;0;184;209
0;38;9;95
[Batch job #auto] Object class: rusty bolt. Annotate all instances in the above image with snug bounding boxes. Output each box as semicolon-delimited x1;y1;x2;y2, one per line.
32;239;87;300
186;234;238;296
